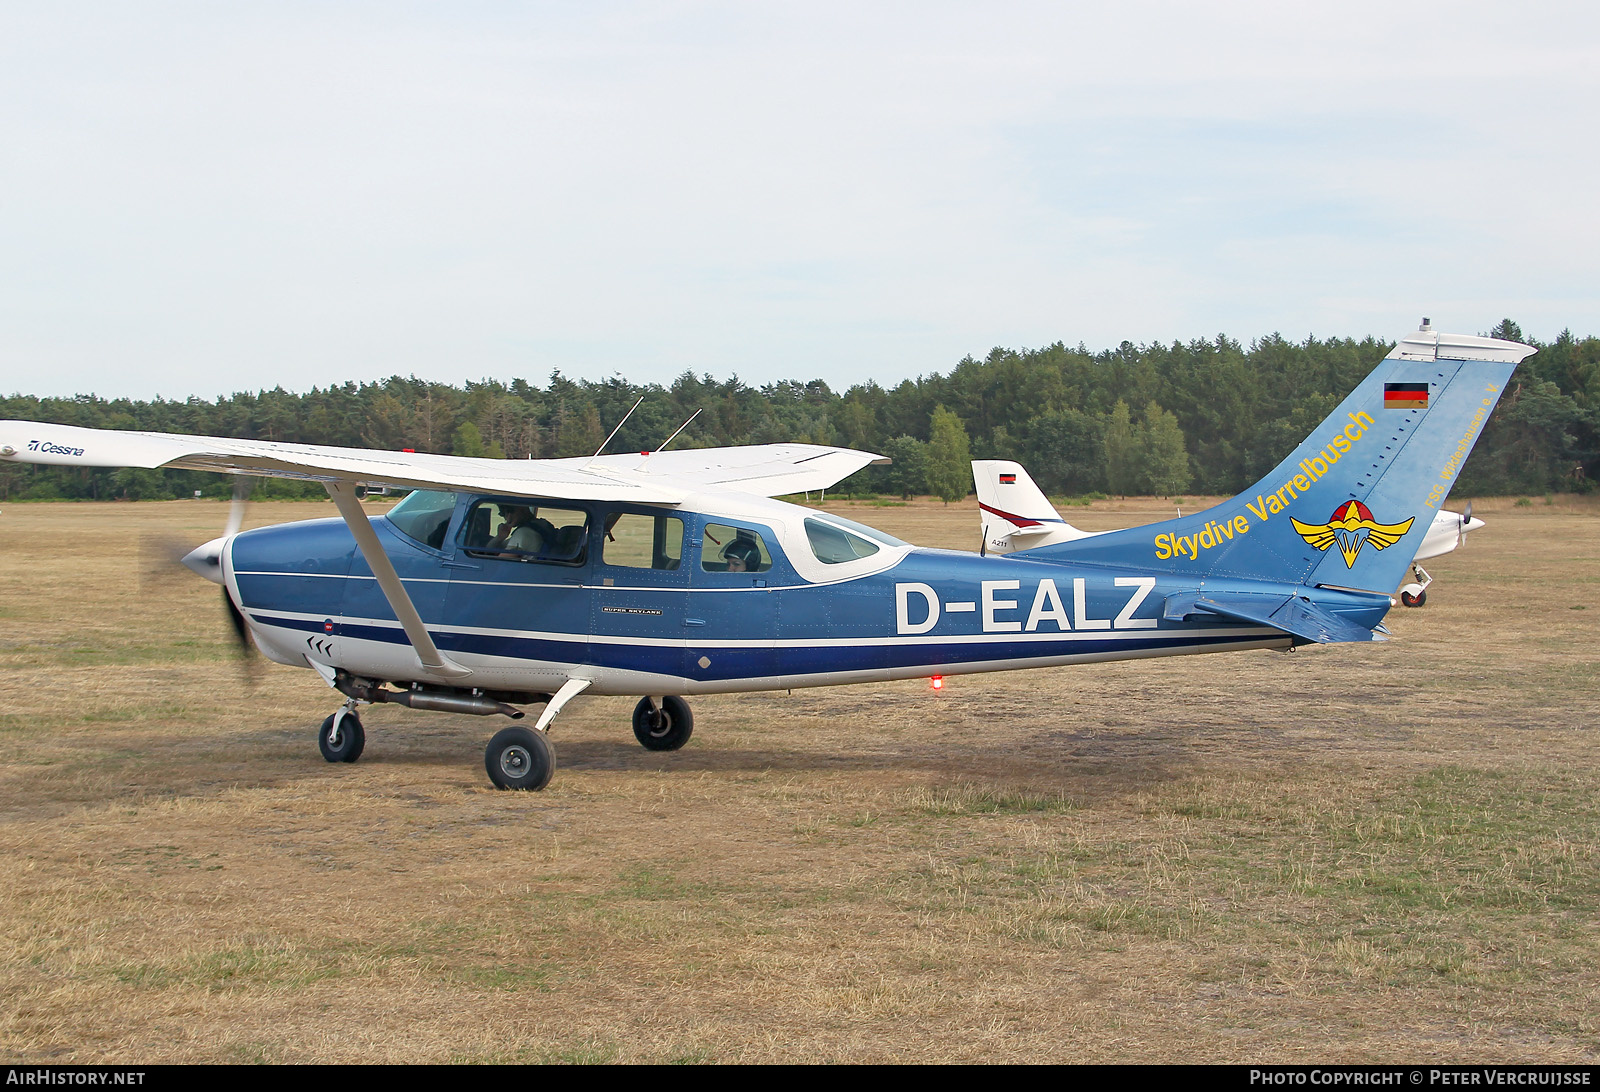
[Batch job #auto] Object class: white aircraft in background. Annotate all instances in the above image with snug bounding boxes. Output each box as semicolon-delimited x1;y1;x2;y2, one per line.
973;462;1484;608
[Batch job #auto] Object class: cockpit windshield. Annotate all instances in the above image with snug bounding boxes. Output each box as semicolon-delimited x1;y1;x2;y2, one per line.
386;490;457;550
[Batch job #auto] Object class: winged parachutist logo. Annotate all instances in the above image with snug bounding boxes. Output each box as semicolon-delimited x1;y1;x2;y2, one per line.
1290;501;1415;568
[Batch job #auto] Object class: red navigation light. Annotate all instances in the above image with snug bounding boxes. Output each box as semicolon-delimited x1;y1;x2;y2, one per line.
930;675;944;690
402;448;415;453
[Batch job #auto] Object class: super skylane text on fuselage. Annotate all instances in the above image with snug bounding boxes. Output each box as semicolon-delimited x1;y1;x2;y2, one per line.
0;323;1533;790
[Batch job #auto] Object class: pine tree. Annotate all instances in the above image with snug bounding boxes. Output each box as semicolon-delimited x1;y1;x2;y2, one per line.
925;406;972;504
556;404;605;457
1139;401;1191;496
451;421;488;458
1103;400;1136;496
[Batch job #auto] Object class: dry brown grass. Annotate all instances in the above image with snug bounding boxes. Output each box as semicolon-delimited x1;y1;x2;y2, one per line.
1;495;1597;1063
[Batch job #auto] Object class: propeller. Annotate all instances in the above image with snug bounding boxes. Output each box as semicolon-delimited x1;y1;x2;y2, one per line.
223;476;250;538
218;478;260;679
221;584;255;651
139;529;201;592
137;479;246;590
154;477;262;683
218;584;264;687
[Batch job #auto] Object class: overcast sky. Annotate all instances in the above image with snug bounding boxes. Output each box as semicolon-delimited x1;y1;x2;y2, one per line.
2;1;1596;400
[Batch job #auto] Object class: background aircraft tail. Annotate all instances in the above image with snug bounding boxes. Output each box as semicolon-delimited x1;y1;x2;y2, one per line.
971;460;1096;554
1021;323;1537;596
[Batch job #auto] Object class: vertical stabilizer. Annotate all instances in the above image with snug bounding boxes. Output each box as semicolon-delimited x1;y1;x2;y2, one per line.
972;460;1097;554
1021;323;1535;595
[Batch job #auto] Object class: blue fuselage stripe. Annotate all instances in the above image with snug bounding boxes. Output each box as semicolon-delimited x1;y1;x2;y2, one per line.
251;611;1269;680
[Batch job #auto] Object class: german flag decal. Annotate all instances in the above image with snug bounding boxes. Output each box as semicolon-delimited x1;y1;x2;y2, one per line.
1384;382;1429;409
998;473;1016;485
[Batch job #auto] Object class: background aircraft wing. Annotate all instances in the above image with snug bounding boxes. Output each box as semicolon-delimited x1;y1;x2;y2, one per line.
1;423;885;502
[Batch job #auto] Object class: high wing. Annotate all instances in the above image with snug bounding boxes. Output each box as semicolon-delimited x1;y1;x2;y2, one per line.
565;444;888;497
0;421;886;501
1;418;887;683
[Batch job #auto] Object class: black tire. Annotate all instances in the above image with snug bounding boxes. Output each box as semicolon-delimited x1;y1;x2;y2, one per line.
632;695;693;751
1401;588;1426;608
485;726;556;791
318;710;365;763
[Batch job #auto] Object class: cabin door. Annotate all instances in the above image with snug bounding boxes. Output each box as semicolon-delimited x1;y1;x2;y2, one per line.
590;510;692;687
686;518;779;686
444;499;593;689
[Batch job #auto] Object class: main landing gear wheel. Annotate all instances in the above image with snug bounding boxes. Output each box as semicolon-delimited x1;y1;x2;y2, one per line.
632;695;693;751
485;726;556;791
318;709;365;763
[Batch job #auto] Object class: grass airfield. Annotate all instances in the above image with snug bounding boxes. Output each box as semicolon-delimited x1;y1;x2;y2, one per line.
0;495;1596;1064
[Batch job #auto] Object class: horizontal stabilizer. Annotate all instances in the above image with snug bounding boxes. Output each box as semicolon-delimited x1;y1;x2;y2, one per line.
1164;590;1383;644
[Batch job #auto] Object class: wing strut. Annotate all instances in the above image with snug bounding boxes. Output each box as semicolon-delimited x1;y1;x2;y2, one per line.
325;482;471;679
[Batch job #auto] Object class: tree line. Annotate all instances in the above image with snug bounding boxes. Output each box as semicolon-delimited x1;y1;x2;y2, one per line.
3;320;1595;503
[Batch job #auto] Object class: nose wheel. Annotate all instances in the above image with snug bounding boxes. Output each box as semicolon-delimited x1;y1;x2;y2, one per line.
318;706;365;763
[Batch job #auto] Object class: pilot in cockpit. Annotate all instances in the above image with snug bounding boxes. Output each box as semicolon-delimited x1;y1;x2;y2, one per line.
722;537;760;573
492;506;544;557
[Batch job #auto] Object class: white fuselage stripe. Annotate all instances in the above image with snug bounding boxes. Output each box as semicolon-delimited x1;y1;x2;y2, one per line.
245;607;1276;648
233;569;861;593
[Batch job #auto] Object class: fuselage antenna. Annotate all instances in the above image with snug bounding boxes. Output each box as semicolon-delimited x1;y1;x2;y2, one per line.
591;396;645;459
653;408;702;454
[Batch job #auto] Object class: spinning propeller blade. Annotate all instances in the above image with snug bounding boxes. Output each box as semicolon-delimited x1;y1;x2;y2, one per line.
223;477;251;538
222;585;252;651
151;476;263;683
139;530;199;591
221;584;264;688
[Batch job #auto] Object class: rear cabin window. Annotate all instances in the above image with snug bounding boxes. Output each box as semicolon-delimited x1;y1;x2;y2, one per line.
804;518;881;565
461;501;590;565
700;524;772;574
602;513;685;570
815;512;906;548
386;490;457;550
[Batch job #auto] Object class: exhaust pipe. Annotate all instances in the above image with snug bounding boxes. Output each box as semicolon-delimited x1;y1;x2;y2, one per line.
334;673;535;719
378;688;525;719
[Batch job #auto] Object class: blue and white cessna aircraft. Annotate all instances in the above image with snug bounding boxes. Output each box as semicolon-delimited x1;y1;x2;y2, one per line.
0;322;1532;791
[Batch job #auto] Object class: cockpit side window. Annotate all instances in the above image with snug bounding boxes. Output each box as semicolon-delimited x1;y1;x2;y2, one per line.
386;490;457;550
700;523;773;574
461;501;589;565
804;517;881;565
602;512;685;570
